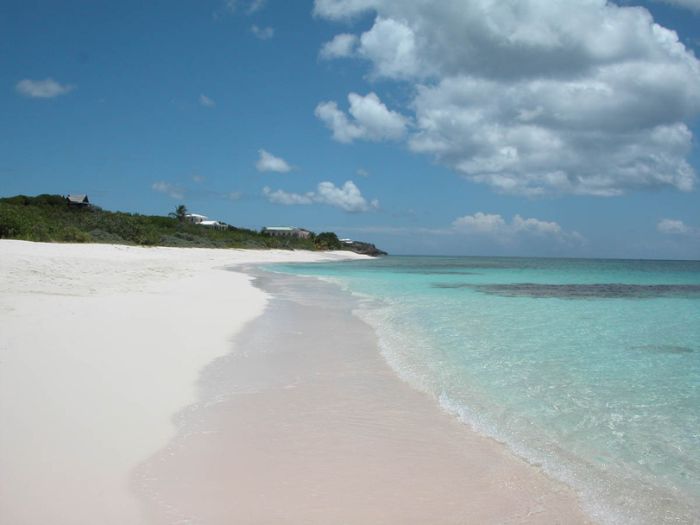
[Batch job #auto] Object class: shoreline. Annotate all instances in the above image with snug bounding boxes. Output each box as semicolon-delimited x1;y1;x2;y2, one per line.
0;240;367;524
136;266;589;523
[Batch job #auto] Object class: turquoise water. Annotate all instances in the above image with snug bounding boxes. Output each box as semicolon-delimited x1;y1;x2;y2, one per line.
269;257;700;524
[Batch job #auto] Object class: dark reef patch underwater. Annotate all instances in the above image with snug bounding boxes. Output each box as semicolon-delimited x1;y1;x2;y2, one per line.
432;282;700;299
629;344;695;354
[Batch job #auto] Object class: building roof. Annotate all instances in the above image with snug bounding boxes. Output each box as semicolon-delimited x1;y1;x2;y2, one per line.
185;213;208;219
263;226;296;231
67;194;89;203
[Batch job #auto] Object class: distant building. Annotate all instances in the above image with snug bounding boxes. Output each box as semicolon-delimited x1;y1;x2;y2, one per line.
262;226;312;239
185;213;208;224
185;213;227;230
200;220;227;230
66;194;90;207
339;238;354;245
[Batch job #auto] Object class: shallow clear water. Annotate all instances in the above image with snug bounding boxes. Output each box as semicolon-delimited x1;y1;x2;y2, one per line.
268;256;700;524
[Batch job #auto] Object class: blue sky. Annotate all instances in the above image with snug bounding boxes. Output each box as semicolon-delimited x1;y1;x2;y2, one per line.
2;0;699;258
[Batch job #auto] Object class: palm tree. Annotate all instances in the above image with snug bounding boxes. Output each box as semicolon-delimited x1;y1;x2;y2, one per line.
169;204;188;222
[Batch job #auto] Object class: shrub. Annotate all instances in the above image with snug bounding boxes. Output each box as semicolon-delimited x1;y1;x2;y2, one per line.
314;231;342;250
0;205;25;238
61;226;91;243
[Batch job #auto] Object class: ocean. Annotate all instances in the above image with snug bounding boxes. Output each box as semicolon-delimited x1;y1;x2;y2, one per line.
268;256;700;524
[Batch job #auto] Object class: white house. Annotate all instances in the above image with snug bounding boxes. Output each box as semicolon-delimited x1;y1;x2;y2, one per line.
200;220;227;230
185;213;227;230
185;213;208;224
262;226;312;239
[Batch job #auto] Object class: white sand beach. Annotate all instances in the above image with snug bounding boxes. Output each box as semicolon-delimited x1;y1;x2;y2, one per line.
0;240;366;524
0;240;587;524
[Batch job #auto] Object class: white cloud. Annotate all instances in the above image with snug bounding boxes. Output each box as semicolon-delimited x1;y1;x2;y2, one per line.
511;215;563;236
16;78;74;99
199;94;216;107
263;180;378;212
452;212;507;234
657;218;694;235
315;92;408;143
358;17;420;79
314;0;700;196
314;101;363;142
256;149;292;173
452;212;582;243
152;181;185;200
408;75;696;196
356;168;370;177
263;187;314;205
320;33;359;59
315;180;379;212
251;25;274;39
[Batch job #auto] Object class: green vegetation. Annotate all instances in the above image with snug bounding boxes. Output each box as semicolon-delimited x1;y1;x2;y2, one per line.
0;194;388;254
0;194;322;249
313;231;342;250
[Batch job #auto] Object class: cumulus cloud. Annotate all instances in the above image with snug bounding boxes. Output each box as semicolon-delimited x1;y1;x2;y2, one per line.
263;180;378;212
357;17;420;79
16;78;74;98
315;180;379;211
452;212;582;243
314;0;700;196
657;218;695;235
256;149;292;173
251;25;274;39
152;181;186;200
315;92;408;143
320;33;359;59
199;94;216;107
452;212;506;234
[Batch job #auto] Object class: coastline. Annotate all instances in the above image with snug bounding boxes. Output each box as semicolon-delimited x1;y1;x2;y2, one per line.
136;266;589;523
0;240;367;524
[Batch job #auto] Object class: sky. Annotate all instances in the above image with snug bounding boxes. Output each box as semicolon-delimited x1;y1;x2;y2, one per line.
2;0;700;258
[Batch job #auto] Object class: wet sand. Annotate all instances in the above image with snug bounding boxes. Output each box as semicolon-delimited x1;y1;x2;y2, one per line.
136;270;589;524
